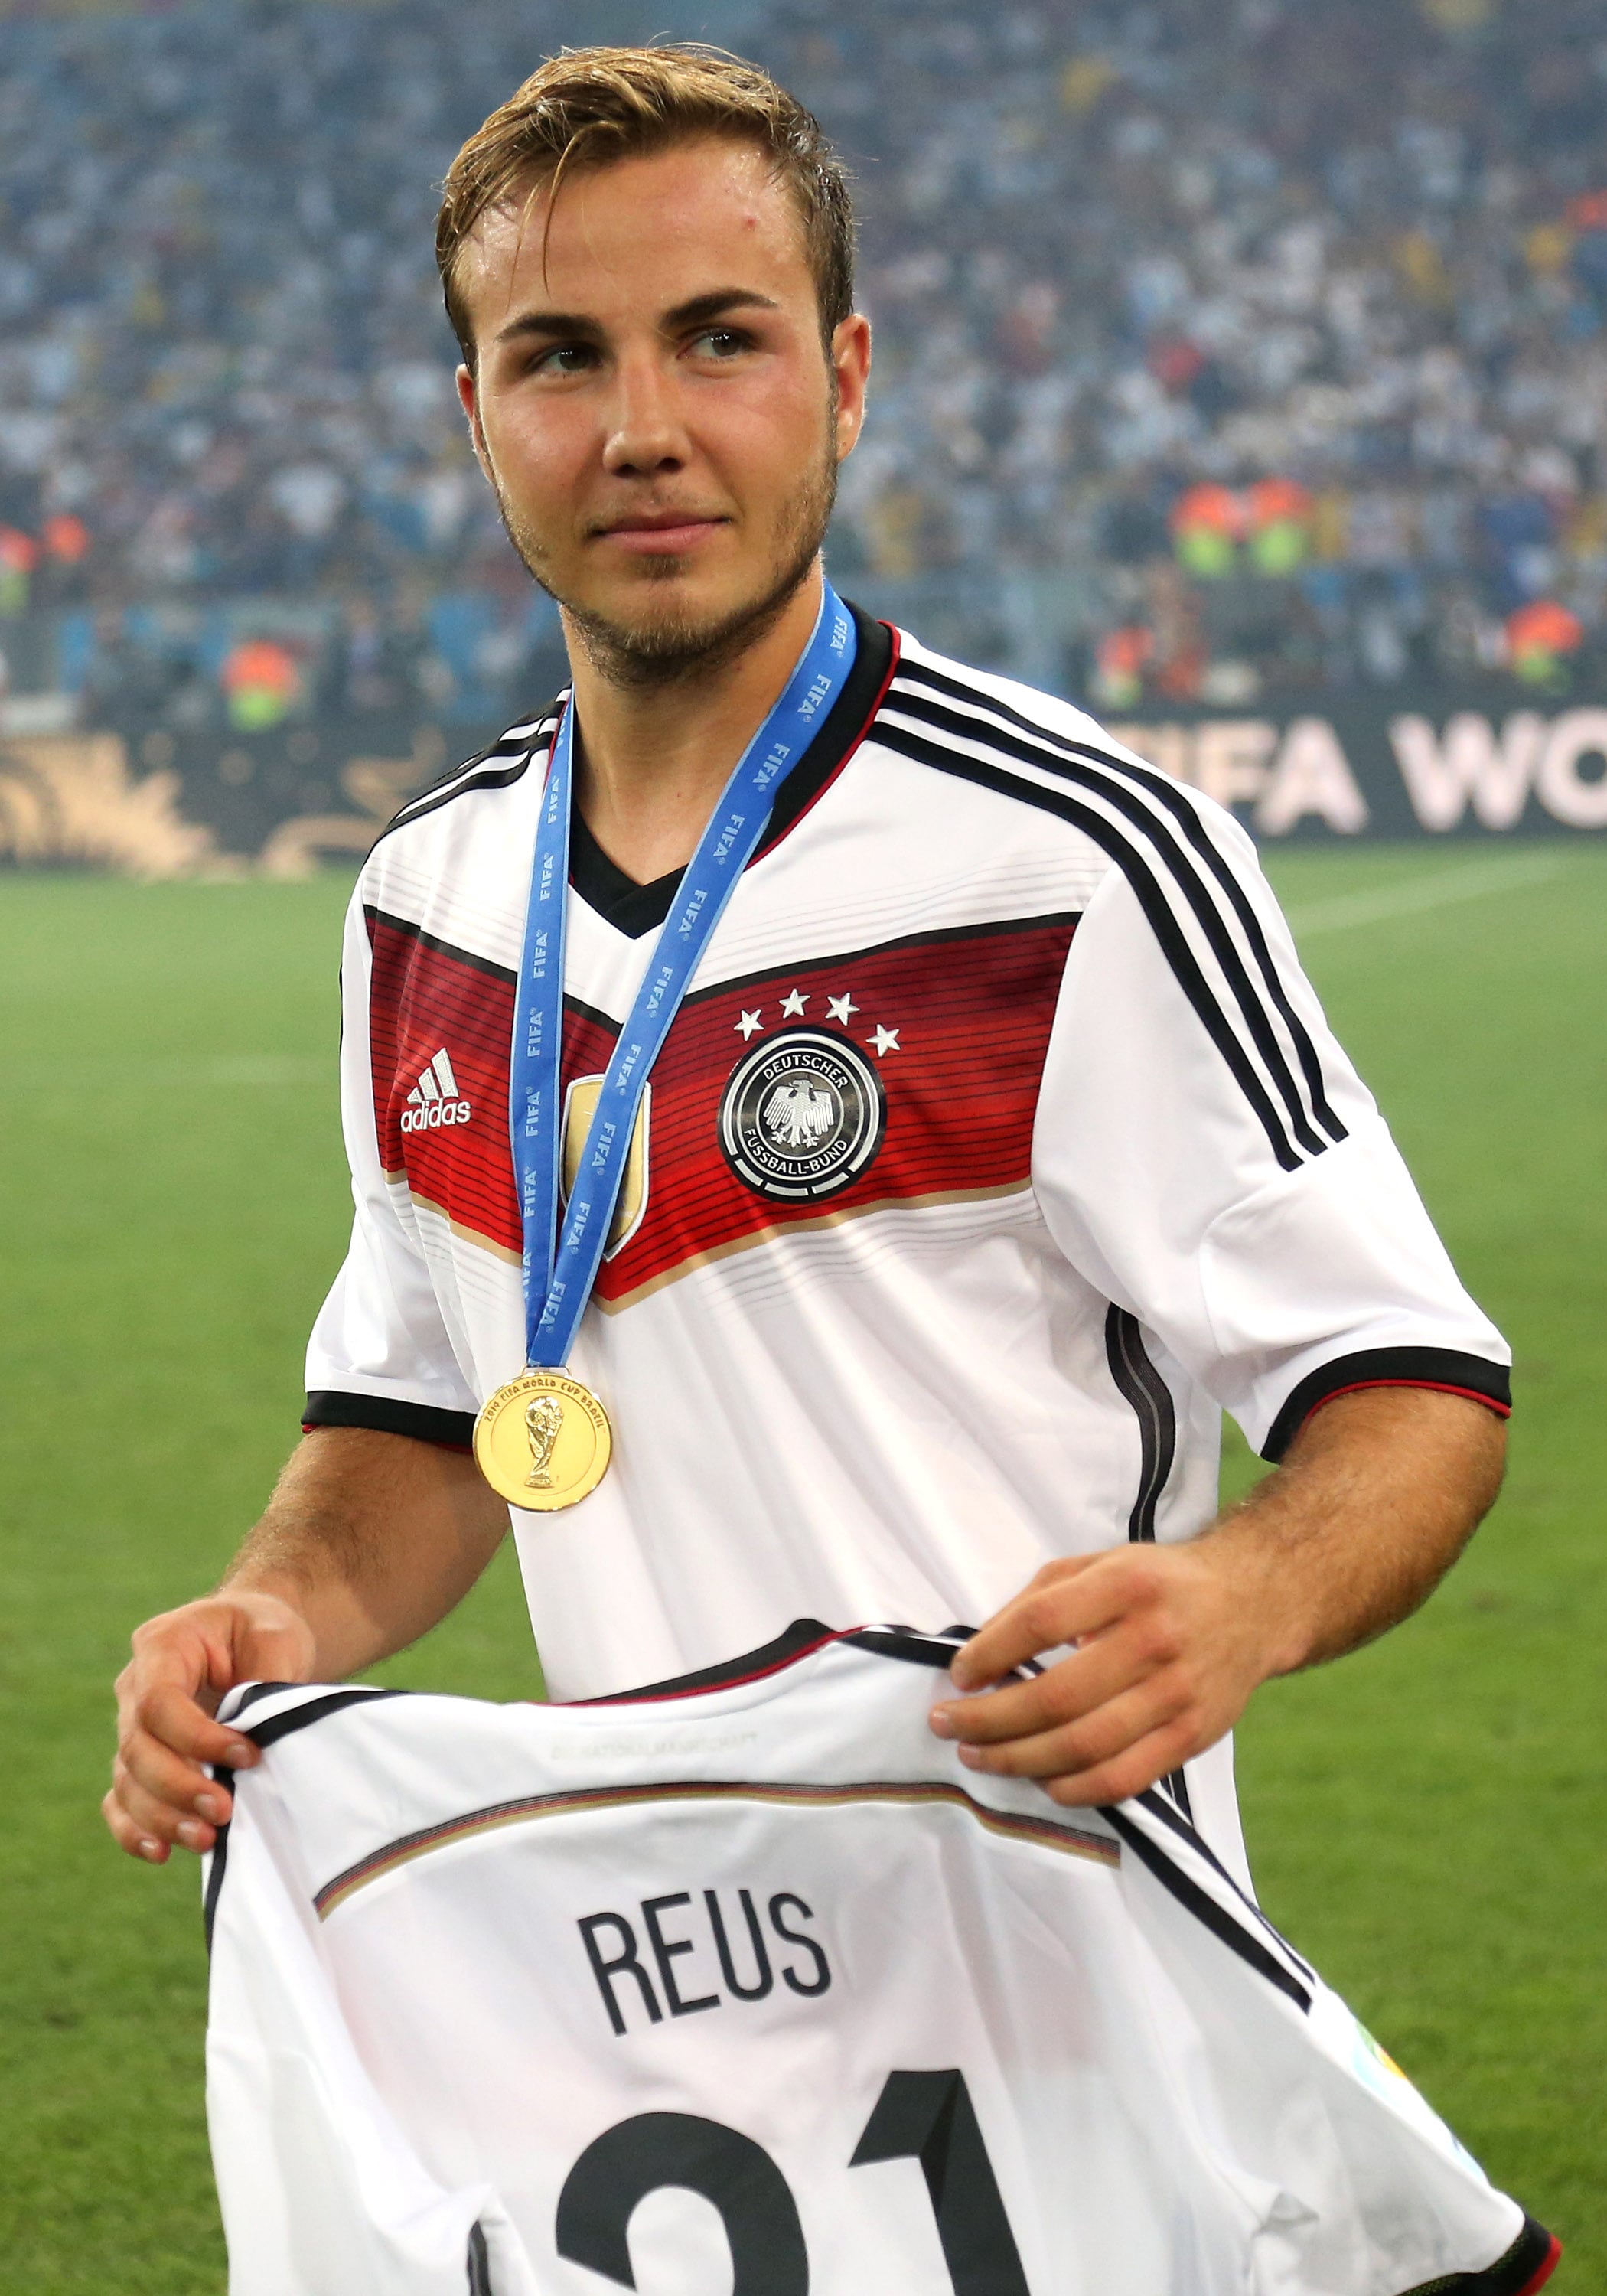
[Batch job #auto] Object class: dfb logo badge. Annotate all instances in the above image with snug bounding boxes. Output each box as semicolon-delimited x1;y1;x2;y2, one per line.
719;1029;886;1202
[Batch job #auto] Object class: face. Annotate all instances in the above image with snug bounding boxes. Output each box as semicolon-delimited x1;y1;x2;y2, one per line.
454;138;871;683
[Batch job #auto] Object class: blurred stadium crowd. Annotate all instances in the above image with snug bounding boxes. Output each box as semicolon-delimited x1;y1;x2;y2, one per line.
1;0;1605;736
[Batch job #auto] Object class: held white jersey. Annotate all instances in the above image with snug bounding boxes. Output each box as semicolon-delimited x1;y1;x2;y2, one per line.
204;1629;1556;2296
304;609;1510;1843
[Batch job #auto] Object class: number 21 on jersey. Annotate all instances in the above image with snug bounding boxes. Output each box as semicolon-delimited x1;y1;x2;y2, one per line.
549;2069;1025;2294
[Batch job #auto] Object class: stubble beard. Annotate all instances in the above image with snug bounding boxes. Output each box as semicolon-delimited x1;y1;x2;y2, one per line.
491;436;840;696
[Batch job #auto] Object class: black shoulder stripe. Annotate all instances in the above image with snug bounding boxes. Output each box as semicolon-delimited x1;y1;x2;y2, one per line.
1133;1786;1316;1982
386;715;555;825
373;729;553;850
874;720;1304;1170
373;753;541;848
885;675;1339;1161
221;1679;312;1721
1104;1306;1176;1544
1103;1805;1313;2011
202;1687;409;1952
202;1786;233;1955
893;657;1346;1146
1156;1766;1194;1821
844;1624;1048;1679
243;1686;410;1751
220;1678;406;1728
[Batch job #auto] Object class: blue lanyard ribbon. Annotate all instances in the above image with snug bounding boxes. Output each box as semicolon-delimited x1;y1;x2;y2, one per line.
511;581;857;1371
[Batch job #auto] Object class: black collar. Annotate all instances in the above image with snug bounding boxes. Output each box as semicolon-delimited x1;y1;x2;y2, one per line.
568;602;895;938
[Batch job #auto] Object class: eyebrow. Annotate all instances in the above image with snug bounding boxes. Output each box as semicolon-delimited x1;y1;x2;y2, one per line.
494;286;781;347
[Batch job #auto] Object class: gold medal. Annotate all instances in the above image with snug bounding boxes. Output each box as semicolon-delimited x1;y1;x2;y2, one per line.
474;1370;612;1512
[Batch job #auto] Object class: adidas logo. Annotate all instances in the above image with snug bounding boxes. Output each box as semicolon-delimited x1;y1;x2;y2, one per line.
400;1049;472;1134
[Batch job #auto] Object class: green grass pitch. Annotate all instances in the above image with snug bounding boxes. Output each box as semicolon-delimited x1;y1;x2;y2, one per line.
1;846;1602;2288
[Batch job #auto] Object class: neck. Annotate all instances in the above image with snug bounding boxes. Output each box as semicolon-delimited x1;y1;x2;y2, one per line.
562;563;826;886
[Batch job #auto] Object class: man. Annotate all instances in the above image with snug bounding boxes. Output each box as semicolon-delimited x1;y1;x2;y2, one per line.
105;48;1509;1890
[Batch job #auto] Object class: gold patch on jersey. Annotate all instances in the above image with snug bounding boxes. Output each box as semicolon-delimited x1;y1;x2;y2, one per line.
474;1369;612;1512
561;1076;650;1256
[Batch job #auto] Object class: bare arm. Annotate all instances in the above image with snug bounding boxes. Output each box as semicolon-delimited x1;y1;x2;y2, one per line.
104;1427;506;1863
930;1387;1506;1806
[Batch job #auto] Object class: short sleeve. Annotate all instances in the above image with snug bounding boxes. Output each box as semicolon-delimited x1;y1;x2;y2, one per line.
1031;801;1510;1460
302;885;479;1448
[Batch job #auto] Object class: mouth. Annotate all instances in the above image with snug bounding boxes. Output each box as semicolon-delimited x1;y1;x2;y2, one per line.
592;510;730;556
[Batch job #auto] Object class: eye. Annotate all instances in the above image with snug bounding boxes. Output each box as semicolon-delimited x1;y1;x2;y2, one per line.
529;342;597;377
689;327;753;360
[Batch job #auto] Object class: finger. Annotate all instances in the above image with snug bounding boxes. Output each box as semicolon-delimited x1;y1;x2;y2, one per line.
119;1723;235;1828
111;1758;220;1854
123;1606;282;1753
953;1675;1189;1785
1040;1720;1200;1812
135;1681;259;1771
933;1630;1146;1746
947;1556;1139;1690
102;1789;171;1864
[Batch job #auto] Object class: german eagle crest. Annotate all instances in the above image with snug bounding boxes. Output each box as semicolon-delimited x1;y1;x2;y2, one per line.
719;1029;887;1202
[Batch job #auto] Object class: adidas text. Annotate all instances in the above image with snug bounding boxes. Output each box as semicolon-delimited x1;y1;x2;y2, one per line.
402;1049;471;1133
401;1099;472;1133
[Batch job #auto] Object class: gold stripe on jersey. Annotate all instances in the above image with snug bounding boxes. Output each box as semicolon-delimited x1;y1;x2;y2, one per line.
314;1778;1120;1919
593;1177;1035;1315
402;1186;523;1265
395;1173;1036;1301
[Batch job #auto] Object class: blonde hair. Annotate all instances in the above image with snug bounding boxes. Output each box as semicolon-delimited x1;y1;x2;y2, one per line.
436;45;857;367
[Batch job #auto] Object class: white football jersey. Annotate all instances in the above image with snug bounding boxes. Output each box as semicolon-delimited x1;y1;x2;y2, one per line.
303;609;1510;1872
204;1628;1555;2296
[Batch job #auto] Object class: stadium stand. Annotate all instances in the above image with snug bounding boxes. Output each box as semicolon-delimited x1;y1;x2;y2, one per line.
0;0;1604;735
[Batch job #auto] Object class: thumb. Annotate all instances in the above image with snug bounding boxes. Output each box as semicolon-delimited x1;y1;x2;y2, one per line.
230;1594;318;1684
194;1592;318;1712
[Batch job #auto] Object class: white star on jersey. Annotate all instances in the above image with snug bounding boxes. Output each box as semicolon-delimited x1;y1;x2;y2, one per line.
870;1026;901;1058
779;990;809;1018
735;1010;763;1041
826;993;858;1025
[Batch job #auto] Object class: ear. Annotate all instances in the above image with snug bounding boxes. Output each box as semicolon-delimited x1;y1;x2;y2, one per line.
830;314;872;462
457;364;495;485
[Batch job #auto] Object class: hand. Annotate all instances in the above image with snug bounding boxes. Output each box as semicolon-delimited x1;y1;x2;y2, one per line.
103;1590;317;1864
928;1542;1284;1809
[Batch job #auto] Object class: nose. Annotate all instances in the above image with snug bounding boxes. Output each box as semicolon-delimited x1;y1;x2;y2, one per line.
602;348;689;479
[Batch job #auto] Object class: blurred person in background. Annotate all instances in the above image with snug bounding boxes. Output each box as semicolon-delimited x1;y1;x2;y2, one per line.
4;0;1605;722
